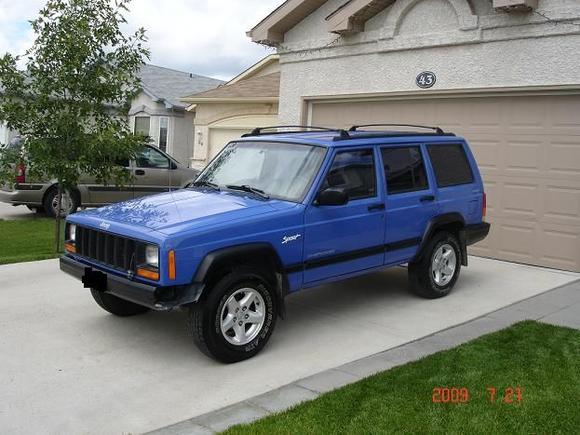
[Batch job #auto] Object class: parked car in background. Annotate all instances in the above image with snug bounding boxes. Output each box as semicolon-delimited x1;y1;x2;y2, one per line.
60;125;490;363
0;144;199;217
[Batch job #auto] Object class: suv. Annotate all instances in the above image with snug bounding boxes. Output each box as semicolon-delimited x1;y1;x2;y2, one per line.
60;125;490;363
0;144;198;217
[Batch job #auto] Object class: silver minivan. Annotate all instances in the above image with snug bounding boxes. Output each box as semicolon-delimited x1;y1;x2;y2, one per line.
0;144;199;217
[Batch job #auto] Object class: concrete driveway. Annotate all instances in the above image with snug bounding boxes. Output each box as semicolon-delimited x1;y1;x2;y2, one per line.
0;202;35;220
0;257;577;434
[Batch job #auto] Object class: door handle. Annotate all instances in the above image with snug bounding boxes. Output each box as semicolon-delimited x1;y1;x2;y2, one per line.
368;203;386;212
135;169;145;176
420;195;435;203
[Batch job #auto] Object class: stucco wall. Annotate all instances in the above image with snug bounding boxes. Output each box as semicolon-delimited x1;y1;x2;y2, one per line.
276;0;580;124
191;102;279;168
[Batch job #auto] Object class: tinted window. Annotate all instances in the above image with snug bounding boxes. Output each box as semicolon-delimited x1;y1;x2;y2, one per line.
322;149;376;200
381;146;428;194
428;144;474;187
136;147;170;169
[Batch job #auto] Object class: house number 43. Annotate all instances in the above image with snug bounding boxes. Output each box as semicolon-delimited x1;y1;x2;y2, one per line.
416;71;436;89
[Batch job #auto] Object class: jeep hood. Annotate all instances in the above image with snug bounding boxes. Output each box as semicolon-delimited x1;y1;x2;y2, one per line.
79;189;288;233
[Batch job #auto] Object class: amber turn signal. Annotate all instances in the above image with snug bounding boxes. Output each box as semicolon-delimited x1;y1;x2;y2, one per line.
64;243;76;253
136;268;159;281
168;250;176;281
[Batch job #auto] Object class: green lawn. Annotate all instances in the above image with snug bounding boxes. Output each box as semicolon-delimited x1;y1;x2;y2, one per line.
0;218;63;265
226;321;580;434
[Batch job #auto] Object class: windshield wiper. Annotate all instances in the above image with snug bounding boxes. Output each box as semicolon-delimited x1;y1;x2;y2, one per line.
190;180;220;191
226;184;270;200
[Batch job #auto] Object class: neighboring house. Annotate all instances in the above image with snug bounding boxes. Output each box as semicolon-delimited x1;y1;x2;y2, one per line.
248;0;580;273
129;65;224;165
181;55;280;170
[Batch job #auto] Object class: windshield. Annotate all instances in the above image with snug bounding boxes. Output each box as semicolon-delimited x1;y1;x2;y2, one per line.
196;141;327;202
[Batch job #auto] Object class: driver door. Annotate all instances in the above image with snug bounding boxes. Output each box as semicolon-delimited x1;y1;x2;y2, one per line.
303;148;386;284
133;146;172;198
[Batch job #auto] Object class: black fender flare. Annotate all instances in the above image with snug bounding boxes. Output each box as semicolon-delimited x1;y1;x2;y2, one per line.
189;243;289;318
413;213;468;266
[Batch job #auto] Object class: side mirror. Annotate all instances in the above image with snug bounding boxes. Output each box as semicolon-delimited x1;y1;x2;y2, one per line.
316;187;349;206
170;161;178;170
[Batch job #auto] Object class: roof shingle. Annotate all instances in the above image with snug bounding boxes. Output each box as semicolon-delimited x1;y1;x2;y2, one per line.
138;64;223;109
183;72;280;101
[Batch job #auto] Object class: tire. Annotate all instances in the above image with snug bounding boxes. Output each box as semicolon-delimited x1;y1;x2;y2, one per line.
90;289;150;317
187;267;277;363
408;231;462;299
43;187;79;218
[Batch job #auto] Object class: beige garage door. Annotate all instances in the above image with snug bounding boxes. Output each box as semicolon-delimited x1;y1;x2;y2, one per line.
208;128;250;160
311;94;580;272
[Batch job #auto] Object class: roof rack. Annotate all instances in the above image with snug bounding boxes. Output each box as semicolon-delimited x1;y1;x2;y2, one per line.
242;125;350;139
349;124;445;135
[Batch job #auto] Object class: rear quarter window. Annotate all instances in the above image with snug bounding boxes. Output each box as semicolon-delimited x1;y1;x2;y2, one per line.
428;144;474;187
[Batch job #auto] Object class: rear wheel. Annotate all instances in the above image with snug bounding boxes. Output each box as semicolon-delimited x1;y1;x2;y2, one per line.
187;267;277;363
90;290;150;317
409;231;461;299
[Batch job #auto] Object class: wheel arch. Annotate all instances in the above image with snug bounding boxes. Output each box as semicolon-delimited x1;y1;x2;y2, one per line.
192;243;289;318
414;213;468;266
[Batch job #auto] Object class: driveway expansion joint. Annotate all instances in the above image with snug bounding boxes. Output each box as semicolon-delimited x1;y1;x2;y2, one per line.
149;278;580;435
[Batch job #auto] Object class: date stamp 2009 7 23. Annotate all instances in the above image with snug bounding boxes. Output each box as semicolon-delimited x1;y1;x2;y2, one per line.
432;387;523;404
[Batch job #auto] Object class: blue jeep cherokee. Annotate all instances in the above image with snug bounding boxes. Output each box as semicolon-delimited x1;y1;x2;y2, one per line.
60;125;490;363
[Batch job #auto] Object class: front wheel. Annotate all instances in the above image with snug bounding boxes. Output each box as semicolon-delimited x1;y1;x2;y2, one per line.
187;267;277;363
43;187;79;218
409;231;462;299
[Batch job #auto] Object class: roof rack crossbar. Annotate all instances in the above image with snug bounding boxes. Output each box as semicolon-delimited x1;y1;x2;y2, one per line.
242;125;350;139
349;124;445;135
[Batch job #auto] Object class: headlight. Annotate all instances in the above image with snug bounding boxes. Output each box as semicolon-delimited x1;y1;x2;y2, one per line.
68;224;76;242
145;245;159;268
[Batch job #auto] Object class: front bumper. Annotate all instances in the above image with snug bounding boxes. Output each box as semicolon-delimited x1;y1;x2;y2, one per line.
60;255;202;311
465;222;491;246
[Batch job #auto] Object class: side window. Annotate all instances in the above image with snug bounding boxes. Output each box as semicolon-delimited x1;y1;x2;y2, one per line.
322;149;376;200
136;147;170;169
428;144;474;187
381;146;428;194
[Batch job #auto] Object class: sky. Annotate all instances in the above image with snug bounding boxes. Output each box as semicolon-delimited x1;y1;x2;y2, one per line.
0;0;284;81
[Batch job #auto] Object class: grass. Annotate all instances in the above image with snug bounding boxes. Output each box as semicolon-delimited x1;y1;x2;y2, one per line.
0;218;64;265
226;321;580;434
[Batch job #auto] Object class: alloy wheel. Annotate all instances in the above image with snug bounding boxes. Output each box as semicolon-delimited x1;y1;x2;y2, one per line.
220;288;266;346
431;244;457;286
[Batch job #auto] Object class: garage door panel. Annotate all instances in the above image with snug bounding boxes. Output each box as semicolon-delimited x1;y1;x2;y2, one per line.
548;141;580;179
469;139;501;173
544;185;580;224
505;140;544;174
311;94;580;271
539;225;580;271
502;182;539;218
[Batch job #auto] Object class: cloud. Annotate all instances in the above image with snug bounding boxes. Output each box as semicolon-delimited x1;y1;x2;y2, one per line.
0;0;283;80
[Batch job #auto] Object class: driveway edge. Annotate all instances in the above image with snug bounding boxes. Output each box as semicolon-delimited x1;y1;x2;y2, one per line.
148;279;580;435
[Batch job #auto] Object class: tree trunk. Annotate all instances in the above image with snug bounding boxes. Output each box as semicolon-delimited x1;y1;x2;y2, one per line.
54;185;62;253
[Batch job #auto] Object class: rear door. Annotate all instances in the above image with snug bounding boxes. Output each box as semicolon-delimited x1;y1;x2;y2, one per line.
133;146;172;198
303;147;386;284
83;158;134;205
381;145;438;265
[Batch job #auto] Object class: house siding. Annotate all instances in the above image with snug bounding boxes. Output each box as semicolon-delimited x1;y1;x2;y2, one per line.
275;0;580;124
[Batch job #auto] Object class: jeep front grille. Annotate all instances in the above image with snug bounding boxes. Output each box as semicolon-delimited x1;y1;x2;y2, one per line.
75;226;137;271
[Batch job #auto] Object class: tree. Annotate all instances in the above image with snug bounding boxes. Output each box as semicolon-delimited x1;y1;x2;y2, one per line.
0;0;149;251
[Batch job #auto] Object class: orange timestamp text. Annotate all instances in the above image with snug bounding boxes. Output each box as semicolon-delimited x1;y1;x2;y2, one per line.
432;387;523;404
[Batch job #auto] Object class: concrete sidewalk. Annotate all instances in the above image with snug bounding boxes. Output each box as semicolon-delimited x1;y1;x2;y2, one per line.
0;257;577;434
151;279;580;435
